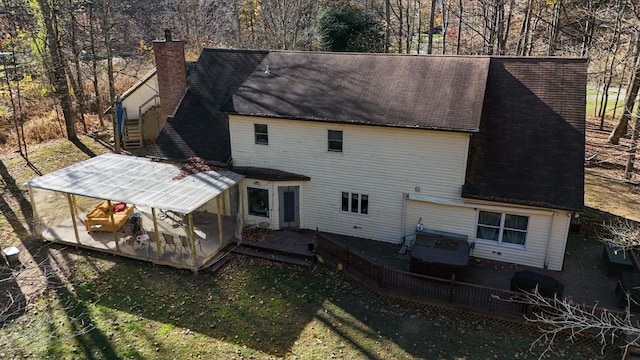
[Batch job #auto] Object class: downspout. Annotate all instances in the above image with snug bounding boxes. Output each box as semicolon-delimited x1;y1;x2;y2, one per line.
544;211;557;269
401;193;408;243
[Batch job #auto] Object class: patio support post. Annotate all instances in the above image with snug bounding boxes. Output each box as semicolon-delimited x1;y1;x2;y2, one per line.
66;194;80;243
107;200;120;251
187;213;197;266
71;194;79;218
27;186;41;235
217;196;223;244
151;208;161;256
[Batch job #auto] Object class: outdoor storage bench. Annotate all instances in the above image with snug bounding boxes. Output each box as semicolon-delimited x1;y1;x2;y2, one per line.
84;200;134;232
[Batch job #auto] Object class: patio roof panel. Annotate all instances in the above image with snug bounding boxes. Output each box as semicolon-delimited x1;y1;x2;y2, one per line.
26;153;243;214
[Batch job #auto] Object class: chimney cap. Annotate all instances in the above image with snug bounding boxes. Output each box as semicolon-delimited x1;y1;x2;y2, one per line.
164;29;172;42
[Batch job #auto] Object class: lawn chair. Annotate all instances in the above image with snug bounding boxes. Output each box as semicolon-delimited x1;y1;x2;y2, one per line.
160;233;178;252
178;235;204;253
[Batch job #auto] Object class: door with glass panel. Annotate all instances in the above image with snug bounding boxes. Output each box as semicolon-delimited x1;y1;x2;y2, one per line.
278;186;299;229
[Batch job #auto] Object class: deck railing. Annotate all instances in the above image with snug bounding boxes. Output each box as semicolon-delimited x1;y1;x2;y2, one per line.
316;231;577;317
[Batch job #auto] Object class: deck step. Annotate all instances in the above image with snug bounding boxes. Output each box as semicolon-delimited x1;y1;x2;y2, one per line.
232;246;313;267
241;240;315;258
207;256;230;273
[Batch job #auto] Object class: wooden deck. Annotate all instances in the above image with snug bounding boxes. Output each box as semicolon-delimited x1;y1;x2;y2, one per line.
40;207;237;271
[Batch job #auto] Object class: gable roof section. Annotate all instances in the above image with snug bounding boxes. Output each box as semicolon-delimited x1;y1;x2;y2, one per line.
222;52;489;132
150;49;268;163
462;57;587;211
120;69;157;102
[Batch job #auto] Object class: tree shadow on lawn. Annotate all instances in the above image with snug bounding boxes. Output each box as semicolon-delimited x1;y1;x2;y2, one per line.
70;254;330;356
63;251;444;359
57;248;614;360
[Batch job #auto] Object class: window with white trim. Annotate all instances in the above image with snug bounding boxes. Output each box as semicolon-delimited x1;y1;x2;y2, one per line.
341;192;368;215
247;187;269;217
254;124;268;145
476;210;528;246
328;130;343;152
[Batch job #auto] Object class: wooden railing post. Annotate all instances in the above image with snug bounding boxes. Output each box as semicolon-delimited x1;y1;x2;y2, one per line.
345;246;350;268
314;227;319;253
378;264;385;287
448;274;456;303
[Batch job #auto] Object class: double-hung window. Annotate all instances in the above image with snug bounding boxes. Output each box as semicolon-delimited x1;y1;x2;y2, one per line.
255;124;268;145
476;210;528;246
328;130;343;152
341;192;368;215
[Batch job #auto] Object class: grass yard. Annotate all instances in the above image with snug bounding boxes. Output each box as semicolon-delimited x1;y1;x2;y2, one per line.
0;136;622;359
0;250;603;359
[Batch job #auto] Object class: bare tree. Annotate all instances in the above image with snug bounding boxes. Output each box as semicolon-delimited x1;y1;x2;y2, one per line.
609;30;640;145
501;288;638;358
599;219;640;252
37;0;78;141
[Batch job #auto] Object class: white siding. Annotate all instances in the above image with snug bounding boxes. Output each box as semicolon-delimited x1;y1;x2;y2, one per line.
121;74;159;120
230;116;470;243
405;199;570;270
229;115;571;270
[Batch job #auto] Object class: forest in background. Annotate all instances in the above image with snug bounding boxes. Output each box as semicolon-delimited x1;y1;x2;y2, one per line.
0;0;639;154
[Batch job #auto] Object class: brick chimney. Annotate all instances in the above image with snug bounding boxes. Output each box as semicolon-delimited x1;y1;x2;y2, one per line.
153;29;187;120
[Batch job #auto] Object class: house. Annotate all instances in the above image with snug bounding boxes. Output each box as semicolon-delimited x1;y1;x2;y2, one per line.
37;32;585;272
142;32;586;271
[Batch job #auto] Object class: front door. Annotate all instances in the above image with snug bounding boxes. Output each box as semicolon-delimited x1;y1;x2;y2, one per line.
278;186;299;229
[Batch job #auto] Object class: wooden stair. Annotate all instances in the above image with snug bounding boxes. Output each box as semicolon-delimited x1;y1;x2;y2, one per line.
123;119;141;149
232;240;315;267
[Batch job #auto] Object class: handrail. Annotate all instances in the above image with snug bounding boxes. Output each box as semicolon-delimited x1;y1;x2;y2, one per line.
137;95;160;146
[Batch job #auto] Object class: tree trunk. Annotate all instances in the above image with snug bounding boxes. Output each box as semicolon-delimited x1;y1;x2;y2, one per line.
101;0;120;153
456;0;462;54
624;114;639;181
69;0;88;133
427;0;436;53
37;0;77;141
609;33;640;145
416;0;422;54
547;0;561;56
88;3;105;129
517;0;533;56
385;0;391;52
440;0;448;54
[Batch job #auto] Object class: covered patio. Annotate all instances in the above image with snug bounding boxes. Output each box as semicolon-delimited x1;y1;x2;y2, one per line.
26;153;243;272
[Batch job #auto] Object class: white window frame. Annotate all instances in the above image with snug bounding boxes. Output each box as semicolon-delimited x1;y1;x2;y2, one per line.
247;187;269;218
341;192;368;215
475;210;528;248
328;130;343;152
254;124;268;145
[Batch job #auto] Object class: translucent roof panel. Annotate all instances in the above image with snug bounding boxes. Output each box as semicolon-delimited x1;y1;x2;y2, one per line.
26;153;243;214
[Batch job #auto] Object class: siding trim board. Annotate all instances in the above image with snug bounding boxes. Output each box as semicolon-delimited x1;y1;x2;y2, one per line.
407;193;555;215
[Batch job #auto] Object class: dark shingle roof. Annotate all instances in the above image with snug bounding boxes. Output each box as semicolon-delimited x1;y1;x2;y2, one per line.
151;49;585;211
222;52;489;132
150;49;268;162
232;167;311;181
462;58;587;211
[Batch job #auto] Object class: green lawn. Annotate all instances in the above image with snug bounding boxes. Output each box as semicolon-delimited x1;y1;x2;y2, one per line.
0;137;614;359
